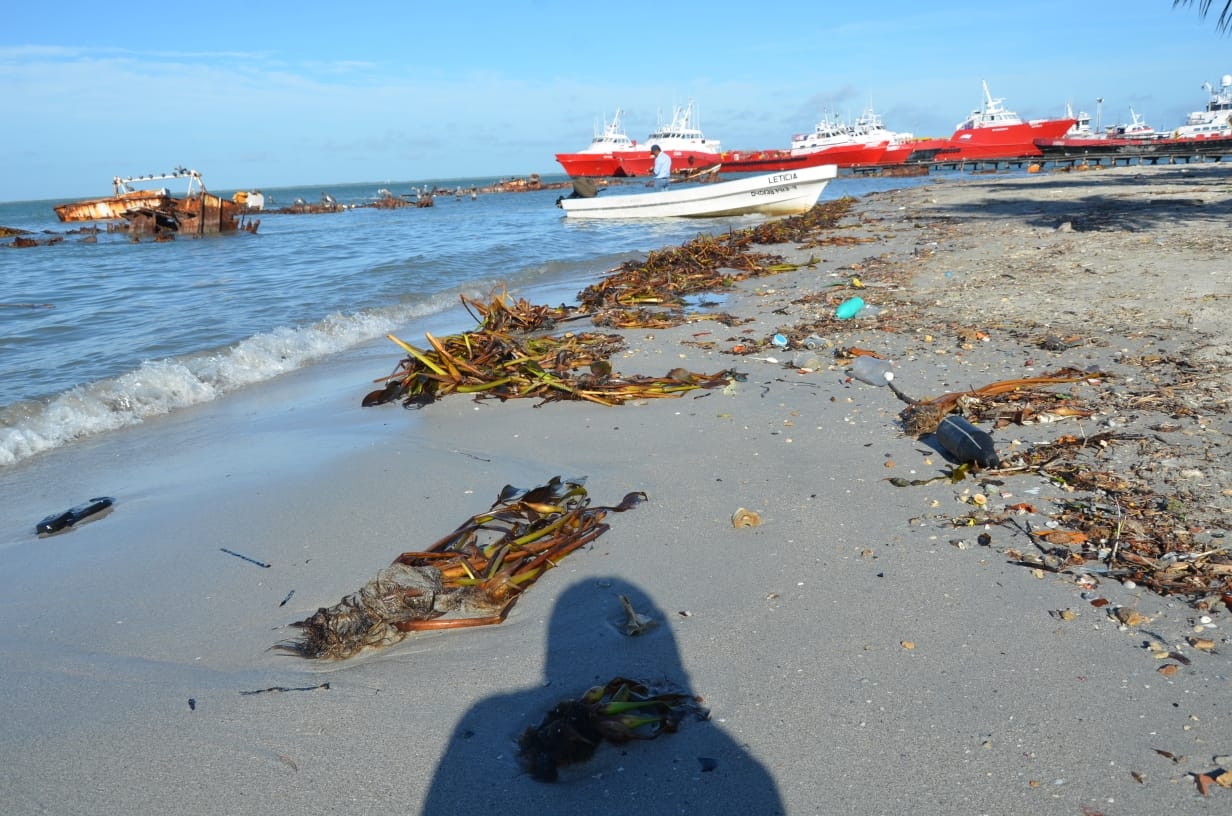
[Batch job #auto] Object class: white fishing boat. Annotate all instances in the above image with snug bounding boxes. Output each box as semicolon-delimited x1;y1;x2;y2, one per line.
1063;103;1099;138
556;164;836;219
789;112;854;154
1107;108;1158;140
1172;73;1232;139
614;100;724;177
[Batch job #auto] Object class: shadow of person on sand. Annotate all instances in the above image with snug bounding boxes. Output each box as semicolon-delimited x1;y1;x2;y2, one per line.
422;576;784;815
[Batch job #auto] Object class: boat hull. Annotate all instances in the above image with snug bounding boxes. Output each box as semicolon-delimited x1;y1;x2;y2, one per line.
719;141;896;173
124;193;245;235
55;191;246;234
555;152;631;178
615;149;724;177
924;117;1077;160
558;164;836;219
54;190;176;222
1034;133;1232;157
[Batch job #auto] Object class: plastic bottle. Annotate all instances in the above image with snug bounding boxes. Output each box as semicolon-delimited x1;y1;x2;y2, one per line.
791;350;825;370
850;356;894;386
934;415;1000;468
802;334;827;350
834;296;864;320
771;333;788;348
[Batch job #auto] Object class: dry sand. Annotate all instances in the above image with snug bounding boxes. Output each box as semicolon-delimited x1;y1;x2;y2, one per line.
1;165;1229;815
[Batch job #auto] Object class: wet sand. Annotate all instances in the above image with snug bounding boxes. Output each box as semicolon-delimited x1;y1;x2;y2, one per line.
1;165;1229;815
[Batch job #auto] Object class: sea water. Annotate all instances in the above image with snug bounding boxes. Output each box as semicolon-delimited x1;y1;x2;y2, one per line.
0;173;931;468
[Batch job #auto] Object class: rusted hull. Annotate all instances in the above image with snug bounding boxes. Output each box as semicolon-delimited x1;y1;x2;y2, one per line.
124;193;246;235
54;190;176;222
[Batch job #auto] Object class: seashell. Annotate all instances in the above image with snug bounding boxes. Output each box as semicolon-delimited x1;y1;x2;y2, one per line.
1189;637;1217;652
731;508;761;528
1114;607;1151;627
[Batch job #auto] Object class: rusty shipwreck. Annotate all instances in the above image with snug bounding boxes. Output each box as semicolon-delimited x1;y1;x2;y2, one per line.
54;168;256;236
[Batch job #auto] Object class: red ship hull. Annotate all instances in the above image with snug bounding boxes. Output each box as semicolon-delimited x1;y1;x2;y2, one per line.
718;141;892;173
869;141;921;167
1034;132;1232;156
616;148;724;177
555;152;631;178
913;117;1077;161
556;148;724;177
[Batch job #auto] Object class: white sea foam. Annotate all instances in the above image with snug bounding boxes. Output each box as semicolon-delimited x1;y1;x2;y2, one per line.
0;296;459;468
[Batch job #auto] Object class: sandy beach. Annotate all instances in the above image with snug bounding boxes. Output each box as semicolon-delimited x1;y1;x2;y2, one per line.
1;165;1229;815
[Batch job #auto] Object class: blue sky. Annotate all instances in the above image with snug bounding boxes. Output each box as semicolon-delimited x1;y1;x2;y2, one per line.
2;1;1228;201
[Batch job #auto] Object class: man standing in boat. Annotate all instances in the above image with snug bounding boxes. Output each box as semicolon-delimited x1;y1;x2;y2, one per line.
648;144;672;189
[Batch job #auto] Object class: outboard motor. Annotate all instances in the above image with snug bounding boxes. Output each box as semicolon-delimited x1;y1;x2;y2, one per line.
570;178;599;198
556;177;601;208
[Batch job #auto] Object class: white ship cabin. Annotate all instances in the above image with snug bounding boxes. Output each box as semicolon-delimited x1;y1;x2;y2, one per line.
591;131;635;149
1065;104;1093;137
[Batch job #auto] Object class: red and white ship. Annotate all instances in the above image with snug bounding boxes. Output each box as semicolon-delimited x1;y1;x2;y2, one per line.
613;100;724;177
1173;73;1232;138
1036;72;1232;156
718;107;917;173
908;81;1076;161
554;108;644;178
555;102;723;177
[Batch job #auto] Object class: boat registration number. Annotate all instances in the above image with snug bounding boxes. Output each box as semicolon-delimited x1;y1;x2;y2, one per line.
750;183;798;197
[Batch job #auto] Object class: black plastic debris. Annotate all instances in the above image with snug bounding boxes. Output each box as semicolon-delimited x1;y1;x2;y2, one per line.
36;497;115;535
934;416;1000;468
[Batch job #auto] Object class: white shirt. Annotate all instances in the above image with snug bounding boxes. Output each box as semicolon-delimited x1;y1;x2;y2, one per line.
653;151;672;179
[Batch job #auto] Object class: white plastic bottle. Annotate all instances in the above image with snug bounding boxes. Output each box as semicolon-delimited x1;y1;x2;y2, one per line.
850;356;893;386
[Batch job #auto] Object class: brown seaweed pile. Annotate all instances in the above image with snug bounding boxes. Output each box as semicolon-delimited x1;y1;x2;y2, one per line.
575;198;858;315
363;200;867;406
888;367;1096;436
518;677;706;782
362;291;737;408
887;368;1231;606
285;477;646;659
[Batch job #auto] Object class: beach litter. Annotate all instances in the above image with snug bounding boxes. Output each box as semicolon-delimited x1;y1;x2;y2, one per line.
834;296;865;320
888;369;1093;437
933;414;1000;468
573;198;859;328
220;547;271;568
870;362;1232;609
619;594;656;636
283;477;646;659
849;354;895;386
362;200;875;409
239;683;330;696
517;676;707;782
35;496;115;535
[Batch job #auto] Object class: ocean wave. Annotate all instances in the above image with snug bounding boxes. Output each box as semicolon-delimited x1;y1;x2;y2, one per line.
0;293;466;468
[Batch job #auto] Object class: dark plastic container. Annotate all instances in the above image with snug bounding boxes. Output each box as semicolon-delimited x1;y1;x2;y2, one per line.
934;416;999;468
